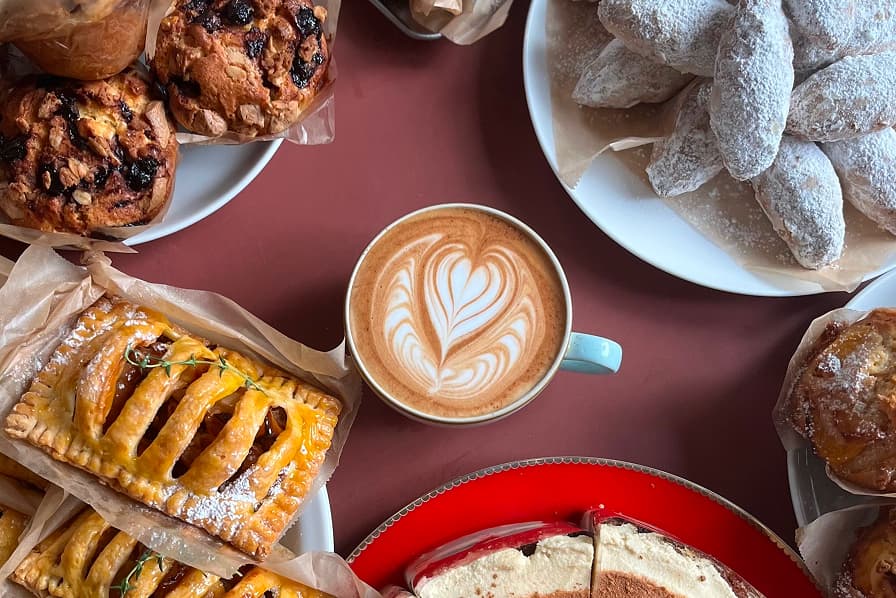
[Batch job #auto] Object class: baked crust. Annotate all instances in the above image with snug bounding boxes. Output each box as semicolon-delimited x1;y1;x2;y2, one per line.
11;508;331;597
0;70;178;235
4;296;342;559
151;0;330;137
834;506;896;597
787;309;896;491
0;502;28;567
0;453;47;490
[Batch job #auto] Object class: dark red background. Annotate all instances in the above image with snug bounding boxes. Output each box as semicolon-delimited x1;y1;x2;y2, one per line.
0;0;848;558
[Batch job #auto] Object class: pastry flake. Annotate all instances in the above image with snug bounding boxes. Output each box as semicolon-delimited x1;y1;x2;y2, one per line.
4;296;342;559
11;508;331;597
0;502;28;567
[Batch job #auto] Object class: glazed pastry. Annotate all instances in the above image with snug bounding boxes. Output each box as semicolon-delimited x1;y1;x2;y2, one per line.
0;453;46;490
151;0;330;137
572;39;694;109
822;129;896;236
710;0;793;181
787;309;896;491
4;296;342;559
750;136;844;269
11;508;331;597
597;0;733;77
0;502;28;567
784;0;896;71
14;0;150;80
646;79;723;198
0;70;178;235
834;506;896;597
788;51;896;142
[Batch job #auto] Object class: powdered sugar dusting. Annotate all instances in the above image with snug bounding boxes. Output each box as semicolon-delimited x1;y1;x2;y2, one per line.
710;0;794;181
750;136;845;269
598;0;733;76
788;51;896;142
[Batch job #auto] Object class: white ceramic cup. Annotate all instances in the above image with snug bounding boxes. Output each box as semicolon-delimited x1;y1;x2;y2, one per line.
345;203;622;426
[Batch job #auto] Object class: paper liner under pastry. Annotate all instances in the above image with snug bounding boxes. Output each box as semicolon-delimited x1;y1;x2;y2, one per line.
545;0;896;291
145;0;340;147
410;0;513;45
0;245;362;577
795;502;896;595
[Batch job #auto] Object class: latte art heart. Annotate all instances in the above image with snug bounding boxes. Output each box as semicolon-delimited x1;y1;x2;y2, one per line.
383;235;542;400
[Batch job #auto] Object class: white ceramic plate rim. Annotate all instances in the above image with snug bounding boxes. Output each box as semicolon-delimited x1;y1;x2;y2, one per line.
282;487;335;553
124;140;282;246
520;0;895;297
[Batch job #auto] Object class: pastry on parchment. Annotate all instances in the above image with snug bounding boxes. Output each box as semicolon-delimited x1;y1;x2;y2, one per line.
4;296;342;559
0;70;177;235
11;507;332;597
786;308;896;491
151;0;330;137
822;128;896;236
572;39;694;109
597;0;733;77
710;0;793;181
0;501;27;567
750;136;844;269
646;79;723;198
834;506;896;598
788;51;896;142
784;0;896;71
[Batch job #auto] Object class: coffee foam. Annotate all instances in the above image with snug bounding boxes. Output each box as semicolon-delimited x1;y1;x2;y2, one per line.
349;207;567;419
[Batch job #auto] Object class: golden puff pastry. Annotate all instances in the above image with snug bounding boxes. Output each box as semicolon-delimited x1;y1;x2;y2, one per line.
5;297;342;560
0;452;47;491
0;501;28;567
11;508;331;598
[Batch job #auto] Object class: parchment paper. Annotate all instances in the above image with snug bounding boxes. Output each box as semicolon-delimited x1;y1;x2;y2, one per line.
411;0;512;45
145;0;340;147
796;502;896;595
546;0;896;292
0;245;362;577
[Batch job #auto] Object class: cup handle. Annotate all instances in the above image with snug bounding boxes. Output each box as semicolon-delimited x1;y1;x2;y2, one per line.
560;332;622;374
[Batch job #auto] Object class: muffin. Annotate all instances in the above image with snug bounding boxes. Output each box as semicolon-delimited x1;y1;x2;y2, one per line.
0;69;178;235
835;506;896;597
13;0;150;81
786;309;896;491
151;0;330;137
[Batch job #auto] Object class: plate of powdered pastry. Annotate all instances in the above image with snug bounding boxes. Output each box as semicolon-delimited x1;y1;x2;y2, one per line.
524;0;896;296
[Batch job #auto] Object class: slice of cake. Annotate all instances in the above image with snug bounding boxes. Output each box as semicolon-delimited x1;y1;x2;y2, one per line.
407;521;594;598
589;516;763;598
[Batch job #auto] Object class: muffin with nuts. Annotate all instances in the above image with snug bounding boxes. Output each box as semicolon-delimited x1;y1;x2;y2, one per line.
151;0;330;137
0;69;178;235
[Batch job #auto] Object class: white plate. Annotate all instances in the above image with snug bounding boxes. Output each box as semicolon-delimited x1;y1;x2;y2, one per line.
521;0;895;296
283;487;335;553
125;140;282;246
786;270;896;526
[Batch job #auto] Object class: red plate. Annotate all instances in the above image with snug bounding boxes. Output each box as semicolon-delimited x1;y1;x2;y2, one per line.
348;457;821;597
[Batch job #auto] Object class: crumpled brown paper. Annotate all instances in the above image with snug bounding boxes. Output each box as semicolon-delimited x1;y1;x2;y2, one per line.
0;245;362;577
545;0;896;292
411;0;512;44
796;502;896;595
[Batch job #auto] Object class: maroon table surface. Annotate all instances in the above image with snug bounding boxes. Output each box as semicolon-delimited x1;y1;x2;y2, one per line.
0;1;850;558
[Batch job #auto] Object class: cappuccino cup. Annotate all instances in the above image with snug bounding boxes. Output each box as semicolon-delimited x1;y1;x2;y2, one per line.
345;204;622;425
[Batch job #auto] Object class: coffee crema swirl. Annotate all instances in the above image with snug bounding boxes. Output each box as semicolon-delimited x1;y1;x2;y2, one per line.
349;208;567;419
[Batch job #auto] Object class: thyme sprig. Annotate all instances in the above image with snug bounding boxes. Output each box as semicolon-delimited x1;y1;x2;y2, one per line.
110;549;164;595
124;345;265;393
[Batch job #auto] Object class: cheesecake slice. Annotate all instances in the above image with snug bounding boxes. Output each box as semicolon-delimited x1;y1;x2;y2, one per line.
408;521;594;598
590;517;763;598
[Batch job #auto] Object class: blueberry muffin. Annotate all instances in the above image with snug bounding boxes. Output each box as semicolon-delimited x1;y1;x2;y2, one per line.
151;0;330;137
0;69;178;235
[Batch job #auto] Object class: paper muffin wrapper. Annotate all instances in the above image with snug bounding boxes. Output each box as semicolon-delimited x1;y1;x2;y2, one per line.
411;0;513;45
0;245;362;577
772;306;896;504
795;502;896;595
545;0;896;292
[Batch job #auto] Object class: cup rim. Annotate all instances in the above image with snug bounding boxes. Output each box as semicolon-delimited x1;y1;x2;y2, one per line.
344;203;574;425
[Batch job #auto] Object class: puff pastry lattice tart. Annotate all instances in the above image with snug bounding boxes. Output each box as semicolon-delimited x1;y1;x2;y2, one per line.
11;507;331;597
4;297;342;559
